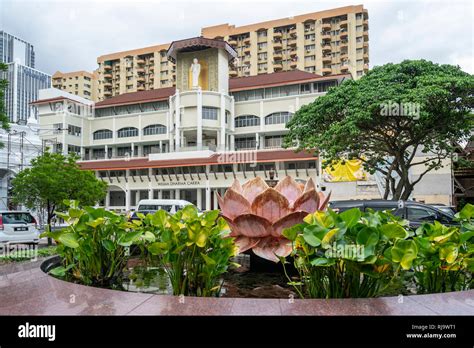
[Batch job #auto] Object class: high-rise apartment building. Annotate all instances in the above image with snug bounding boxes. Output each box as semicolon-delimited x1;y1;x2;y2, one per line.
95;5;369;100
52;70;98;101
96;43;174;101
0;30;35;68
201;5;369;78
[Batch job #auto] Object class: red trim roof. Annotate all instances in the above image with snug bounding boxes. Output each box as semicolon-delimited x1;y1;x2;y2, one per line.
30;96;81;105
33;71;351;108
79;149;317;171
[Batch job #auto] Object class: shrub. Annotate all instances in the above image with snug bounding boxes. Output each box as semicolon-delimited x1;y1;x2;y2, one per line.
282;208;417;298
412;204;474;293
143;206;238;297
41;200;144;286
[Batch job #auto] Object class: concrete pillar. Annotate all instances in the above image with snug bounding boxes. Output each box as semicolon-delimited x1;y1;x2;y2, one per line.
158;190;163;199
197;89;203;150
175;189;180;200
131;142;135;157
125;188;131;211
220;93;226;151
230;134;235;151
175;91;181;151
197;188;202;210
106;190;110;208
205;166;211;210
159;140;163;153
213;189;218;210
256;132;260;149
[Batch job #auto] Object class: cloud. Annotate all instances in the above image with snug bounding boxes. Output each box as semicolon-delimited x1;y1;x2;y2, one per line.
0;0;472;75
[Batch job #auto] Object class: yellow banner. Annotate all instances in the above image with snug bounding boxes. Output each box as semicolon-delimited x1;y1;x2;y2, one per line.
323;159;367;182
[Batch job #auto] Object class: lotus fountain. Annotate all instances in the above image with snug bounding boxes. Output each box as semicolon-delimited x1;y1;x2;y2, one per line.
217;176;331;262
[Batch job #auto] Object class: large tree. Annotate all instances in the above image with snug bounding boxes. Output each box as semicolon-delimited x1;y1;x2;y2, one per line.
11;152;107;242
285;60;474;200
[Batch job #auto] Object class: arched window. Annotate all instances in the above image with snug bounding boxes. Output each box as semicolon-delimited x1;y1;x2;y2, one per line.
265;112;293;125
235;115;260;128
93;129;113;140
117;127;138;138
143;124;166;136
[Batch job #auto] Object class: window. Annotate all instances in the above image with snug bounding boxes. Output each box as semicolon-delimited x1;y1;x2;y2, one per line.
235;137;257;150
265;112;293;125
143;124;166;136
313;80;337;92
304;34;315;40
53;123;62;134
300;83;311;94
93;129;113;140
258;42;267;50
407;207;437;221
304;44;315;51
117;146;132;157
67;124;81;137
67;144;81;154
257;30;268;38
235;115;260;128
232;89;264;102
117;127;138;138
202;107;218;120
265;135;284;148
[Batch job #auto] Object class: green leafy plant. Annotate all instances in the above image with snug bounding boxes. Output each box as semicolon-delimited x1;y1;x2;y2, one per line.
412;204;474;293
282;208;416;298
144;206;238;297
41;200;145;286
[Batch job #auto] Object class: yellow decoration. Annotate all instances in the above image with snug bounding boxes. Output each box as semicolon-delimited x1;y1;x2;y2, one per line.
323;159;367;182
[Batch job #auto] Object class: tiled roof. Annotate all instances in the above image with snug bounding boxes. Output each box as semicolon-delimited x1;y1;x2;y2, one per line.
94;87;176;108
79;149;317;171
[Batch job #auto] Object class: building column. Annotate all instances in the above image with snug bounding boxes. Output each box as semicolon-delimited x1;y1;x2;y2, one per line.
175;91;181;151
230;134;235;151
131;142;135;157
197;89;203;150
213;189;218;210
175;189;180;200
105;145;108;159
256;132;260;149
105;190;110;208
125;189;131;211
196;188;202;210
158;190;163;199
205;166;211;210
220;93;226;151
159;140;163;153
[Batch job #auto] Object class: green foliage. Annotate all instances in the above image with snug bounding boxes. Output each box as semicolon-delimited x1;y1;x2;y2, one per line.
142;206;238;297
282;208;413;298
285;60;474;200
41;201;144;286
11;152;107;225
0;62;10;138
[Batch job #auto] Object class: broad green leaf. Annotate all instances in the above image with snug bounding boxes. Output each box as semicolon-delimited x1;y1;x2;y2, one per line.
201;253;216;266
321;228;338;248
391;239;418;270
457;203;474;220
86;218;105;228
195;232;207;248
380;223;408;239
101;240;115;252
439;244;458;264
302;232;321;247
58;233;79;248
356;227;379;247
339;208;361;228
460;230;474;243
310;257;335;267
148;242;168;255
118;231;142;246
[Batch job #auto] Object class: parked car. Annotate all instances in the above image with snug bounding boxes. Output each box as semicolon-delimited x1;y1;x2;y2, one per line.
430;204;456;217
129;199;196;221
0;211;40;247
328;200;456;229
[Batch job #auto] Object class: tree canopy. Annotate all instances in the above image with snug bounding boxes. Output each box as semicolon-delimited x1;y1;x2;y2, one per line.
285;60;474;200
11;151;107;226
0;63;11;143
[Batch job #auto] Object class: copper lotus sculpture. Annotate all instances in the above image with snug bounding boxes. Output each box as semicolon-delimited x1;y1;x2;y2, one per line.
217;176;330;262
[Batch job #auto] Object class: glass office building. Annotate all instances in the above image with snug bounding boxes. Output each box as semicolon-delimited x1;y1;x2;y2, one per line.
0;30;35;68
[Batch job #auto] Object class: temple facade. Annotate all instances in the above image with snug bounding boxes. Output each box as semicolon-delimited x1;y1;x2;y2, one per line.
33;37;452;211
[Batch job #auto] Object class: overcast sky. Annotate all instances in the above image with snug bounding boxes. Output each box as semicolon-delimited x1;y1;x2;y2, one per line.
1;0;472;75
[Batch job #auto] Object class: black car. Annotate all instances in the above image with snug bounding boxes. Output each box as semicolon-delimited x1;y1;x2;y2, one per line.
328;199;456;228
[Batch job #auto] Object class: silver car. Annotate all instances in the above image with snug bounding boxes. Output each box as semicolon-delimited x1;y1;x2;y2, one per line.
0;211;40;247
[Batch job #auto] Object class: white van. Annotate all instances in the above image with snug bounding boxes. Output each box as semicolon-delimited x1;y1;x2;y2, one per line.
0;211;40;247
136;199;194;214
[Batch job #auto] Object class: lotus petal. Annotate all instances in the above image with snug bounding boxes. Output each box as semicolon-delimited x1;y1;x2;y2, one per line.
271;211;309;237
292;189;320;213
303;177;316;193
241;177;269;204
274;176;303;205
230;179;243;193
231;214;273;237
253;237;293;262
233;236;260;253
251;188;291;224
318;191;332;210
217;189;251;220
